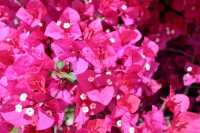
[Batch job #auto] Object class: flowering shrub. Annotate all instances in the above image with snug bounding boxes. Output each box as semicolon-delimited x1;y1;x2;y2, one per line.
0;0;200;133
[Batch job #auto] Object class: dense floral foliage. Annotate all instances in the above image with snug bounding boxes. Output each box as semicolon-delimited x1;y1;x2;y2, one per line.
0;0;200;133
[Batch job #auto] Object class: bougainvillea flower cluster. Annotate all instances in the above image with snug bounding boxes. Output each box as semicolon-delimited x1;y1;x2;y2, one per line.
0;0;200;133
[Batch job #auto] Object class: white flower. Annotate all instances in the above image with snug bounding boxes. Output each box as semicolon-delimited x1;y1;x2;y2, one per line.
26;31;30;36
46;110;53;116
116;95;121;100
107;79;112;85
38;22;43;27
15;104;22;113
121;5;127;10
90;103;96;109
25;107;34;116
80;93;87;100
129;127;135;133
6;38;11;42
187;66;192;72
116;120;122;127
82;106;89;113
106;71;112;75
145;63;151;71
19;93;27;101
109;38;115;43
63;22;70;29
56;20;62;25
88;76;94;82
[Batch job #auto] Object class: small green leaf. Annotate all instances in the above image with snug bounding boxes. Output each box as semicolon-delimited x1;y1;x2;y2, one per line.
48;71;57;77
65;105;75;112
68;72;77;83
56;60;65;70
59;72;77;84
64;105;75;125
60;72;70;78
10;127;18;133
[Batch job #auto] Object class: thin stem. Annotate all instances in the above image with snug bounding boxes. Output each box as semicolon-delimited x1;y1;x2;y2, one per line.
183;53;195;95
183;86;190;95
159;97;166;111
162;48;193;59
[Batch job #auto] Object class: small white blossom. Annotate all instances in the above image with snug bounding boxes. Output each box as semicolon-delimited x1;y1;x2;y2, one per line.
26;31;30;36
129;127;135;133
88;76;94;82
20;93;27;101
63;22;70;29
56;20;62;25
38;22;43;27
141;54;146;58
107;79;112;85
109;38;115;43
82;106;89;113
106;71;112;75
145;63;151;71
90;103;96;109
15;104;22;113
39;102;43;106
187;66;192;72
46;110;53;116
122;5;127;10
6;38;11;42
25;107;34;116
80;93;87;100
106;29;110;33
116;95;121;100
116;120;122;127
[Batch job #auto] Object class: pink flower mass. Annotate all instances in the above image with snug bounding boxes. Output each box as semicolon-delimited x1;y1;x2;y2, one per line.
0;0;200;133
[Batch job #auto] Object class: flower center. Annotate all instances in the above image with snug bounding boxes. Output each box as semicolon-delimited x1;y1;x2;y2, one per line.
25;107;34;116
19;93;27;101
15;104;22;113
121;5;127;10
63;22;70;29
82;106;89;113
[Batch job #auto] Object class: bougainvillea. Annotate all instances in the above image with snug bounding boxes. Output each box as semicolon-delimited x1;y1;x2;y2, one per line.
0;0;200;133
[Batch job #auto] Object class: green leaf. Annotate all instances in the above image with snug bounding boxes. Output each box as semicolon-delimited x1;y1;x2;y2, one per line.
59;72;77;84
68;72;77;83
65;105;75;112
48;71;57;77
10;127;18;133
65;113;74;126
56;60;65;70
60;72;70;78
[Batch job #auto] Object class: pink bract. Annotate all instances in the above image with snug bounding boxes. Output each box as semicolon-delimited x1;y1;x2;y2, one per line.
0;0;200;132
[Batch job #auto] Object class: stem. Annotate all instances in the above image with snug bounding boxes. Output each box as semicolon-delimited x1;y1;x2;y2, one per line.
14;0;23;6
162;48;193;59
53;126;57;133
159;97;166;111
183;52;195;95
183;86;190;95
